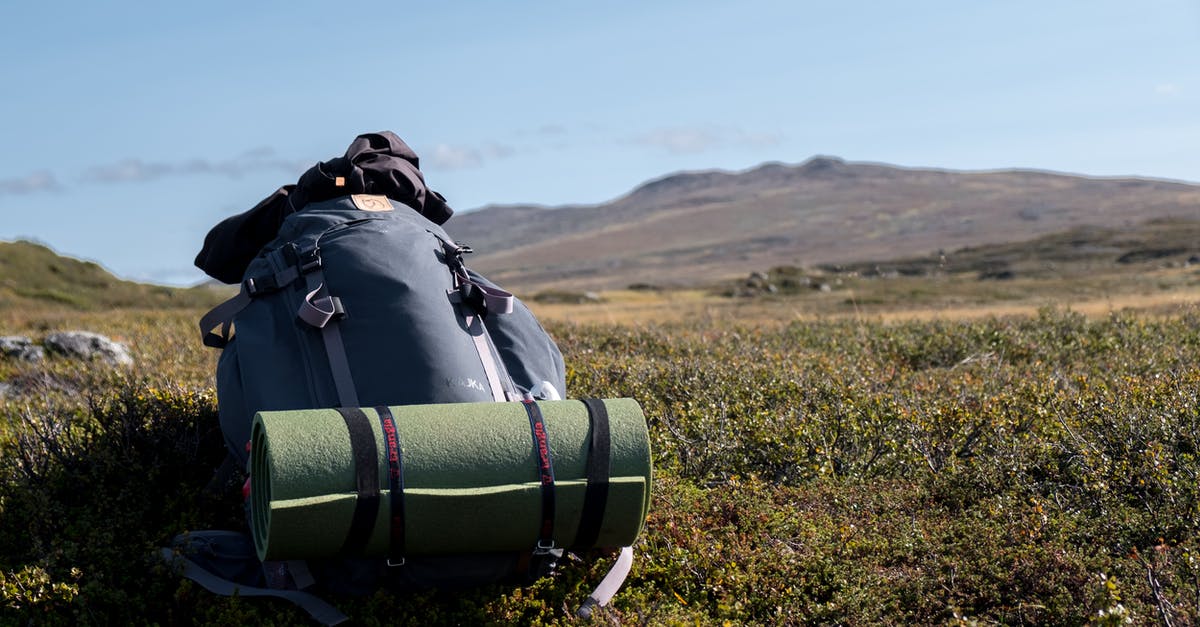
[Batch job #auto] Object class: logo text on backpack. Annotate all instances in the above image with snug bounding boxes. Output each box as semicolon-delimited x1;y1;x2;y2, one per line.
351;194;394;212
446;377;488;393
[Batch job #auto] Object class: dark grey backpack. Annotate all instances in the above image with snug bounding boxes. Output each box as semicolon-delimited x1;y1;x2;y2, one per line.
201;194;567;467
181;194;590;623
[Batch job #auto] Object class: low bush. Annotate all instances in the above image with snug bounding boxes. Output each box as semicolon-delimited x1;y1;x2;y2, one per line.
1;306;1198;624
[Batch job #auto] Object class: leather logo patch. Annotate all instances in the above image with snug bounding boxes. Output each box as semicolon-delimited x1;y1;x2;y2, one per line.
351;194;393;212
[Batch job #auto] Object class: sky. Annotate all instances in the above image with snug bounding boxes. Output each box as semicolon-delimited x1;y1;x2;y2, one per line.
1;1;1198;286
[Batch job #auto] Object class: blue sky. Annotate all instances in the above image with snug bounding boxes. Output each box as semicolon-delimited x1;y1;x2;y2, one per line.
1;1;1197;286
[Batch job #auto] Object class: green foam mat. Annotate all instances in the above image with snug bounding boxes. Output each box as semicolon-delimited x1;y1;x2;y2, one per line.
251;399;652;560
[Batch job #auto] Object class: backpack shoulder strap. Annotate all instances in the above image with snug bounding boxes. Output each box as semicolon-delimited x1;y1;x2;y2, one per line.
159;547;349;626
198;264;303;348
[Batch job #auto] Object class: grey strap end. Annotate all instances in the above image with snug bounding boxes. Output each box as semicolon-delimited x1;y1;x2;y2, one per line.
577;596;599;619
159;548;349;626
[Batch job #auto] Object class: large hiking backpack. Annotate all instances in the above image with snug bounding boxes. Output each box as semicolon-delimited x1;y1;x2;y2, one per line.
173;194;646;624
201;194;567;465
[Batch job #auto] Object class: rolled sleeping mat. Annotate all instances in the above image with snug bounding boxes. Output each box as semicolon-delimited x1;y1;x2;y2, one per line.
250;398;652;561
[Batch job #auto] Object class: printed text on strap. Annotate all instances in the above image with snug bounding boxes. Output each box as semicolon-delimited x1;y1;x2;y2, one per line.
523;399;557;553
375;406;407;565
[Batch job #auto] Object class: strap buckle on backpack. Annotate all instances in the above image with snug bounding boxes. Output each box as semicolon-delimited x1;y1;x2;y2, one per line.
533;538;557;556
285;243;323;275
243;275;276;297
458;280;516;318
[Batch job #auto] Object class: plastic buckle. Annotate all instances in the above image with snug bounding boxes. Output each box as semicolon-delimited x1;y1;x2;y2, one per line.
288;243;322;274
386;557;406;568
298;248;322;274
533;539;556;556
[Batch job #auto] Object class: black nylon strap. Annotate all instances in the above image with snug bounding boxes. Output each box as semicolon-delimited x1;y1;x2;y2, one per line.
375;406;406;562
335;407;380;556
574;399;612;548
522;400;556;549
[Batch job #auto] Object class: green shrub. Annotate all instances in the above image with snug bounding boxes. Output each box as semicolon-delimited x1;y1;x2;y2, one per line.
2;306;1199;624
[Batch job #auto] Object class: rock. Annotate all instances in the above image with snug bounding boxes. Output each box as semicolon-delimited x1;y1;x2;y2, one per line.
0;336;44;362
44;331;133;366
0;381;13;398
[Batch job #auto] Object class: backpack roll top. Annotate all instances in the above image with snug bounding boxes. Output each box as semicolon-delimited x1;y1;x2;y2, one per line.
250;399;652;561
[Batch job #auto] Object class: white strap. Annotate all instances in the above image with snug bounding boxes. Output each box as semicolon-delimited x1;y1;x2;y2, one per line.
465;310;508;402
577;546;634;618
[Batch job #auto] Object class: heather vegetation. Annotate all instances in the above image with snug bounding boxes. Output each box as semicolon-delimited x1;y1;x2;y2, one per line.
2;304;1199;625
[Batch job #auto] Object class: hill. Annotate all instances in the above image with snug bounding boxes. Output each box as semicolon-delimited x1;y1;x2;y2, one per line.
816;216;1200;279
445;157;1200;292
0;240;226;310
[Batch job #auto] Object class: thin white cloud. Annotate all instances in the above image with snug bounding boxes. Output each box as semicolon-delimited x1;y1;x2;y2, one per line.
428;141;517;170
517;124;567;137
82;147;310;184
83;159;173;183
0;170;61;195
630;126;784;155
430;144;483;170
1155;83;1181;96
634;128;721;154
483;142;516;159
735;130;785;148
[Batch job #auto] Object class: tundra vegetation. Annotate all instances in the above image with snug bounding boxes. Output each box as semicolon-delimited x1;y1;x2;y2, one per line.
2;300;1199;626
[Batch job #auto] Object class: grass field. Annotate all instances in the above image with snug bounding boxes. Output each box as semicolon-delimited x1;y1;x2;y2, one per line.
528;262;1200;326
2;289;1200;624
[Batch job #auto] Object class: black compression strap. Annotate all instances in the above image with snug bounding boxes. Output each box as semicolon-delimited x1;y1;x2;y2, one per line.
375;406;406;561
523;399;556;549
574;399;612;548
335;407;380;556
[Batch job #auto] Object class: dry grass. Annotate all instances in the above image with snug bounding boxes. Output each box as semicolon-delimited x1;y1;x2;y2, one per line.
526;267;1200;326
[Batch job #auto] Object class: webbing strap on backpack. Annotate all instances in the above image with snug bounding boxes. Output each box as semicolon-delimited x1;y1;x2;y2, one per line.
375;405;407;565
439;233;518;402
159;548;349;626
522;399;557;554
574;399;612;548
334;407;379;555
457;300;509;402
300;259;360;407
198;265;302;348
572;399;631;618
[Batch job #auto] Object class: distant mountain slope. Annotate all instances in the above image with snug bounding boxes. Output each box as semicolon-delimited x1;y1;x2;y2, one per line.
445;157;1200;291
0;240;225;310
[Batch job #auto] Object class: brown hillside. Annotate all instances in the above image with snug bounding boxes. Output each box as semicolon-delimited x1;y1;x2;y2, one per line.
445;157;1200;292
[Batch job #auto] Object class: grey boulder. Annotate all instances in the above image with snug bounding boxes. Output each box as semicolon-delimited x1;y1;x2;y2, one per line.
0;336;45;362
44;331;133;366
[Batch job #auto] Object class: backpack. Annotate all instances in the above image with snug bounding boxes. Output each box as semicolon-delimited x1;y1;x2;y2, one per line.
169;194;644;624
201;194;567;465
